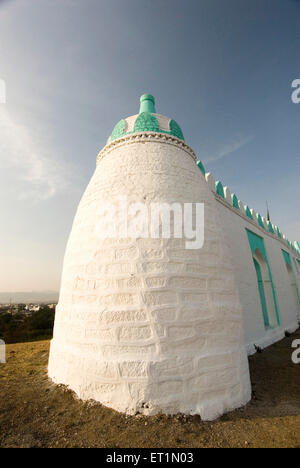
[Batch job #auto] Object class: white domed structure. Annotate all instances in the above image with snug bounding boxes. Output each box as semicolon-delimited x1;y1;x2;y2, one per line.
48;94;251;421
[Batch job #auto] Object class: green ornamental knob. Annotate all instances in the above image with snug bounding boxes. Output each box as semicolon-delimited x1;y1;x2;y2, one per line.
139;94;156;113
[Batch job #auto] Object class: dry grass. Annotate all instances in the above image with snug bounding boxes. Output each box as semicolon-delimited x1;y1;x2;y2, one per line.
0;329;299;448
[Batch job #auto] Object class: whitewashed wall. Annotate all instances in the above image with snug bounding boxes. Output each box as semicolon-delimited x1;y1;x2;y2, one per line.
48;133;251;421
48;130;299;420
215;194;300;354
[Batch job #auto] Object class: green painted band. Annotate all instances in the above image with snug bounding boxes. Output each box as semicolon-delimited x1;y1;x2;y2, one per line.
140;94;155;103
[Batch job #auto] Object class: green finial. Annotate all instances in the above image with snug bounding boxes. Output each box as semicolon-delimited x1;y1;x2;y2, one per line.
139;94;156;113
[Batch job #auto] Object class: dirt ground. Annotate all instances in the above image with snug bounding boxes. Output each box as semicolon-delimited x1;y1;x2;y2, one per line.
0;329;299;448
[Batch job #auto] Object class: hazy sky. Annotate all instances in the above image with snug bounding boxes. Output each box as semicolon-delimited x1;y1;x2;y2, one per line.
0;0;299;292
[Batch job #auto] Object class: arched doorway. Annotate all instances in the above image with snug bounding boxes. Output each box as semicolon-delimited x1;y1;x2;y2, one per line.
253;257;269;327
282;250;300;320
293;258;300;293
253;248;278;328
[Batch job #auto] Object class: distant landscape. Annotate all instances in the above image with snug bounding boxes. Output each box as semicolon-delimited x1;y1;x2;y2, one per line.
0;304;56;344
0;291;59;304
0;292;58;344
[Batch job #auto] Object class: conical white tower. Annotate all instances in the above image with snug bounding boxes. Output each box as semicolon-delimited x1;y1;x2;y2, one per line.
48;94;251;420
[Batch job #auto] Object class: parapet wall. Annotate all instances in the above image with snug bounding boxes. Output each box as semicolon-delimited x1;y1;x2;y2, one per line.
196;160;300;354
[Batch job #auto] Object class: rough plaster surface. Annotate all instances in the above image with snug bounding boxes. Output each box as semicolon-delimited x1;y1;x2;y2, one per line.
48;134;251;421
215;197;300;354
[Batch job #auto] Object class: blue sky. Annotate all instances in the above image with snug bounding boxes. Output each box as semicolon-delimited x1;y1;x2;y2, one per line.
0;0;299;292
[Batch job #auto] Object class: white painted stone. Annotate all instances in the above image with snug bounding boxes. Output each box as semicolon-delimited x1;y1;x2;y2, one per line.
223;186;232;204
261;216;268;230
215;195;300;354
205;172;216;192
48;130;251;421
238;200;246;215
49;99;300;421
250;208;257;222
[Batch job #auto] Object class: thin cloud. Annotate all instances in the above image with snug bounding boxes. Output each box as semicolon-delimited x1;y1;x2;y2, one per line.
202;135;254;164
0;107;80;201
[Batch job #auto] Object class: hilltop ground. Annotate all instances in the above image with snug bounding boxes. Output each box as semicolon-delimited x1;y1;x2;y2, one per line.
0;329;299;448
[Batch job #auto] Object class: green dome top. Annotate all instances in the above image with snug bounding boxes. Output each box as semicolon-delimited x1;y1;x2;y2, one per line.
109;94;185;142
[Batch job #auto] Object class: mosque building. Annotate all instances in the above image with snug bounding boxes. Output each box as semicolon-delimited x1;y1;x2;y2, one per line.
48;94;300;420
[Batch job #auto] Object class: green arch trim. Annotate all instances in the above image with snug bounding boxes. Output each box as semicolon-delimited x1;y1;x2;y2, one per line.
215;181;225;198
197;160;205;176
246;229;280;326
231;193;240;209
282;249;300;304
253;258;270;328
134;112;159;133
169;119;184;141
111;119;125;141
282;249;292;268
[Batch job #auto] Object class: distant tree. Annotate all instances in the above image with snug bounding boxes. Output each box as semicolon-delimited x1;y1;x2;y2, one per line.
0;306;55;344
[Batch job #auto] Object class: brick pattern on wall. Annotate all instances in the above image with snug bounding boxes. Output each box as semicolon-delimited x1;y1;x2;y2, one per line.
48;138;251;421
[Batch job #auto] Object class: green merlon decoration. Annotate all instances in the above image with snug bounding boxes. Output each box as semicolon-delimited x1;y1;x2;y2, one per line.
245;205;253;219
111;119;125;141
192;162;300;253
231;193;240;210
134;112;160;133
267;221;274;234
170;119;184;141
215;181;225;198
257;214;265;229
294;241;300;254
197;168;299;253
197;160;205;176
